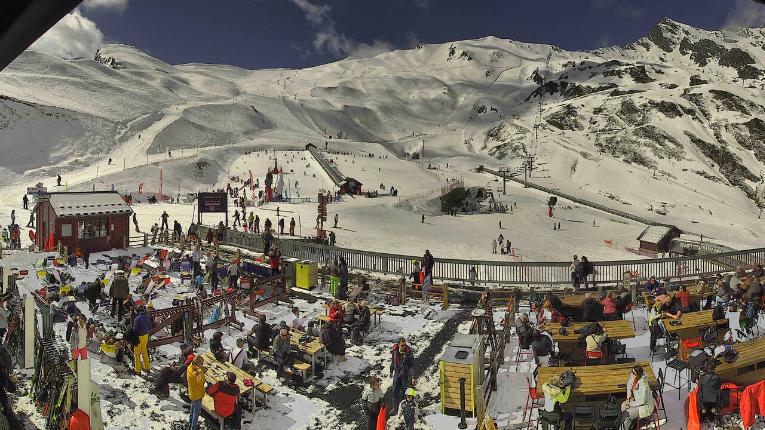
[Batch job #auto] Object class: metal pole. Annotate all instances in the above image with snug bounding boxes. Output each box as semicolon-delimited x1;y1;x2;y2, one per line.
458;378;468;429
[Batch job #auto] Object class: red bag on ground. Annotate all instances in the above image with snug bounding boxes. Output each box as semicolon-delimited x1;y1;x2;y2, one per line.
376;404;387;430
68;409;90;430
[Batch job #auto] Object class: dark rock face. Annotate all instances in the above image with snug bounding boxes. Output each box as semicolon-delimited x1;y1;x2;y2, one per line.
709;89;760;116
685;131;758;199
546;104;583;130
679;38;725;67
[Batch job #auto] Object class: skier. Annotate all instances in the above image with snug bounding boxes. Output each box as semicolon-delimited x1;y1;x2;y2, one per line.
150;223;159;245
173;220;182;243
57;174;62;186
160;211;169;231
289;217;296;235
264;218;272;232
168;150;172;158
506;240;511;254
9;210;15;226
233;210;240;227
108;157;112;165
492;240;497;254
278;218;285;234
254;215;260;234
247;212;255;231
26;212;34;228
499;220;502;229
421;214;424;223
132;213;140;233
328;230;336;246
22;194;28;210
334;213;338;228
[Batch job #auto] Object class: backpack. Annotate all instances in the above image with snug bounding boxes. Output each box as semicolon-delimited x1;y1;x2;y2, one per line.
744;302;758;320
124;327;139;347
559;370;576;387
712;305;725;321
701;327;717;344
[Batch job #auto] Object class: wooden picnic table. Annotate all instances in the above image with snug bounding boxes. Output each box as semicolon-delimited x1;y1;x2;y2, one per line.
714;336;765;386
559;294;587;309
536;362;659;400
199;351;264;414
289;330;326;379
662;309;729;340
542;320;635;343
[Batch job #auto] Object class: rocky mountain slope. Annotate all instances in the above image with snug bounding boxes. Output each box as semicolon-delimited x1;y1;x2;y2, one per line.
1;18;765;243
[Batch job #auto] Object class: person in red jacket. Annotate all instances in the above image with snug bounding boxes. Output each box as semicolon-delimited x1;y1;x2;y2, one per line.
328;301;344;323
740;380;765;429
207;372;241;429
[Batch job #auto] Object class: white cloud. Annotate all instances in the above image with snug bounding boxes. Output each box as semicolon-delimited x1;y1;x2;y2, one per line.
288;0;330;26
29;9;103;59
289;0;393;59
724;0;765;28
314;31;393;58
82;0;129;12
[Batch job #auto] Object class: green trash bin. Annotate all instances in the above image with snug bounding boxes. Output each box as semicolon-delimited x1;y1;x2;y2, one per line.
329;275;340;297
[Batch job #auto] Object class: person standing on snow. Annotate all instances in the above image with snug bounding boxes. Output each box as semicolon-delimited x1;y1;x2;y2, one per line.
390;337;416;415
110;270;129;320
289;218;296;235
9;210;14;226
333;213;338;228
22;195;28;210
151;223;159;245
492;240;497;254
186;356;206;430
254;214;260;234
160;211;169;231
57;174;62;186
233;210;240;227
132;213;140;233
133;305;152;374
362;376;384;430
26;212;34;228
398;388;421;430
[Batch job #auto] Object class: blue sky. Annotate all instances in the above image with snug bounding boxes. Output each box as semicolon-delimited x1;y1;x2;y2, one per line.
34;0;765;69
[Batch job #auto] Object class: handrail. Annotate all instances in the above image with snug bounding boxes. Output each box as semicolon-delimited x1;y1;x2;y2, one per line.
196;226;765;286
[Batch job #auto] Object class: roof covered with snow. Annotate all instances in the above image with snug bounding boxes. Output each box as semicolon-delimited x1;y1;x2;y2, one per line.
637;225;676;244
47;192;132;217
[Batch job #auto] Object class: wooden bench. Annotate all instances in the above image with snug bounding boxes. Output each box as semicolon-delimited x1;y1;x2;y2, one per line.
409;283;449;309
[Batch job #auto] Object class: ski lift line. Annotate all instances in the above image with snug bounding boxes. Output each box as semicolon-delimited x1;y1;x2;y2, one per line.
479;165;702;236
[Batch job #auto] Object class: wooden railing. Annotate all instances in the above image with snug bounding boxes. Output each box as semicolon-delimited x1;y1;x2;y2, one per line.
191;226;765;286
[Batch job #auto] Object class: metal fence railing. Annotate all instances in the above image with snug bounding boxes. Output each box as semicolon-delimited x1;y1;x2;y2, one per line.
194;226;765;286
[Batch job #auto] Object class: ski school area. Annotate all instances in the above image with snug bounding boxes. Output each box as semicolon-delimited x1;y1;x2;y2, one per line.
0;180;763;430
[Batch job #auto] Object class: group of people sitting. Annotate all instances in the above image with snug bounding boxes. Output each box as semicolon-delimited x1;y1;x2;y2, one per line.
541;365;655;430
243;300;373;378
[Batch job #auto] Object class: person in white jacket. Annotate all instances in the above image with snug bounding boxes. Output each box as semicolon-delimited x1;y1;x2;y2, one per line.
620;366;655;430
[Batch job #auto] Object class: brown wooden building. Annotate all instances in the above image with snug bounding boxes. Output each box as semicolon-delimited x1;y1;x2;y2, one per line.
34;191;133;253
637;225;682;254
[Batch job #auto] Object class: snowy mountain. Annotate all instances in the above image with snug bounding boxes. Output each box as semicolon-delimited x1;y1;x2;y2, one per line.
2;18;765;245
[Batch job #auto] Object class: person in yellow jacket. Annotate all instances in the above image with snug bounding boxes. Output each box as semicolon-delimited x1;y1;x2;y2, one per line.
132;305;152;374
186;356;206;430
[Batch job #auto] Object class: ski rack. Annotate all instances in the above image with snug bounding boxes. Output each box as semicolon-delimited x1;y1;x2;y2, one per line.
33;336;75;430
144;273;285;348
